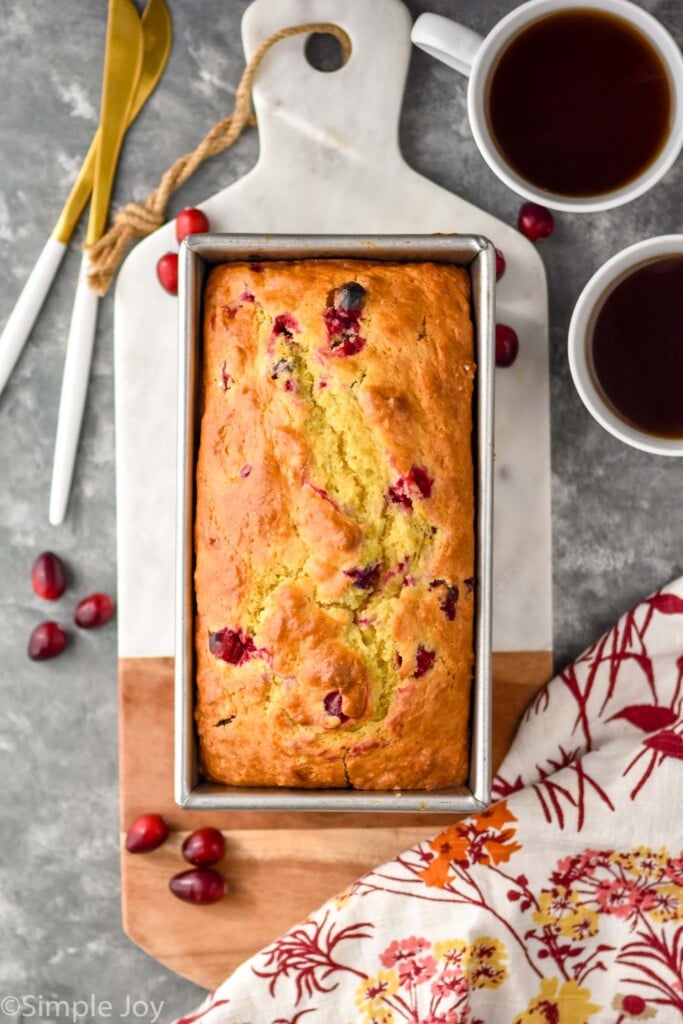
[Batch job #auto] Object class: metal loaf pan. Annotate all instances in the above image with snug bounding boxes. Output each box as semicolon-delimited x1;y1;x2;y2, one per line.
176;234;494;812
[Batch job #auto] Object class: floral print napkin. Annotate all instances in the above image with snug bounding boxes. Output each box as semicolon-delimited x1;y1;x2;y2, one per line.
176;581;683;1024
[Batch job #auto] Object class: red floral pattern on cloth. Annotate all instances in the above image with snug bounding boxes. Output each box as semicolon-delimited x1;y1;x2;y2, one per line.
174;583;683;1024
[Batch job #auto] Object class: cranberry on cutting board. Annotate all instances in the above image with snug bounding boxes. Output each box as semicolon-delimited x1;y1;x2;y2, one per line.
169;867;228;905
175;207;210;242
156;252;179;295
181;827;226;867
495;324;520;368
125;813;169;853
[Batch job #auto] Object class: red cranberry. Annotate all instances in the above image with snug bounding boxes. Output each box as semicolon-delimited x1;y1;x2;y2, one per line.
518;202;554;241
429;580;459;621
74;593;115;629
343;564;380;590
495;324;519;367
28;621;68;661
31;551;66;600
169;867;227;904
409;465;433;498
388;483;413;509
182;827;226;867
388;465;434;508
323;305;365;357
157;252;178;295
414;645;436;678
175;207;210;243
442;587;459;620
323;690;349;723
125;813;169;853
495;248;506;280
272;313;299;338
209;627;257;664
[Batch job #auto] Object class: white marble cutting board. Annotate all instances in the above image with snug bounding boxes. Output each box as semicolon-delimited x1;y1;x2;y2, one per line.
114;0;552;659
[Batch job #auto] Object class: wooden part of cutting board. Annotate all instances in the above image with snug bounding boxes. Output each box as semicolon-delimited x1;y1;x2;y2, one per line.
120;651;551;990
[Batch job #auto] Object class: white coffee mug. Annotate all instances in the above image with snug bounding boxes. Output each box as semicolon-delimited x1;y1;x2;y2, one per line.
568;235;683;456
411;0;683;212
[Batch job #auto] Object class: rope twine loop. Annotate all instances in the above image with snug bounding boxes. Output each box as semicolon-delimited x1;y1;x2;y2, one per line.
85;22;351;295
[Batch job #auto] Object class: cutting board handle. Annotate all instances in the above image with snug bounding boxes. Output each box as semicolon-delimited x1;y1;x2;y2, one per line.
241;0;413;164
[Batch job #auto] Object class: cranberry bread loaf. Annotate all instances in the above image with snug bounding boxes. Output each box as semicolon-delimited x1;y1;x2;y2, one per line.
195;259;475;790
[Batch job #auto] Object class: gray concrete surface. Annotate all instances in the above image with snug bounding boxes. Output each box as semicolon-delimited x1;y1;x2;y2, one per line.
0;0;681;1020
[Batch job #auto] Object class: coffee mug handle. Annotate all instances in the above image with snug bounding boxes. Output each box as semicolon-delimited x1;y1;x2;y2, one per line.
411;13;484;78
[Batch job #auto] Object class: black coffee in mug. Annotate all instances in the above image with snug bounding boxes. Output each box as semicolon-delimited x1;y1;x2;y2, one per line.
589;255;683;439
487;8;672;197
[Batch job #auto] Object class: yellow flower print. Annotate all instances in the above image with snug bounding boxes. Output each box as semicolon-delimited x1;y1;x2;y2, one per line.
361;1011;394;1024
533;887;604;938
466;936;506;963
533;887;580;928
355;970;398;1013
463;936;508;990
465;935;507;968
646;883;683;923
612;846;669;880
433;937;467;965
466;959;508;989
558;905;599;940
513;978;601;1024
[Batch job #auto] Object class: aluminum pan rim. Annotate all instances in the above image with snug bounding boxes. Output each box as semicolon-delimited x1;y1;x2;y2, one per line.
175;234;494;812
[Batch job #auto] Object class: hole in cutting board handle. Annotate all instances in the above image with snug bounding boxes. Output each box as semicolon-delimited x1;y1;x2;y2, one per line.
304;31;350;72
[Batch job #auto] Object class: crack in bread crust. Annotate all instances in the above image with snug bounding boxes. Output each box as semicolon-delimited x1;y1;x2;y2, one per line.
195;260;475;790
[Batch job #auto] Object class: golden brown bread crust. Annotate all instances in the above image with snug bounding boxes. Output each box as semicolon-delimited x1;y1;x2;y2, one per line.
194;259;475;790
